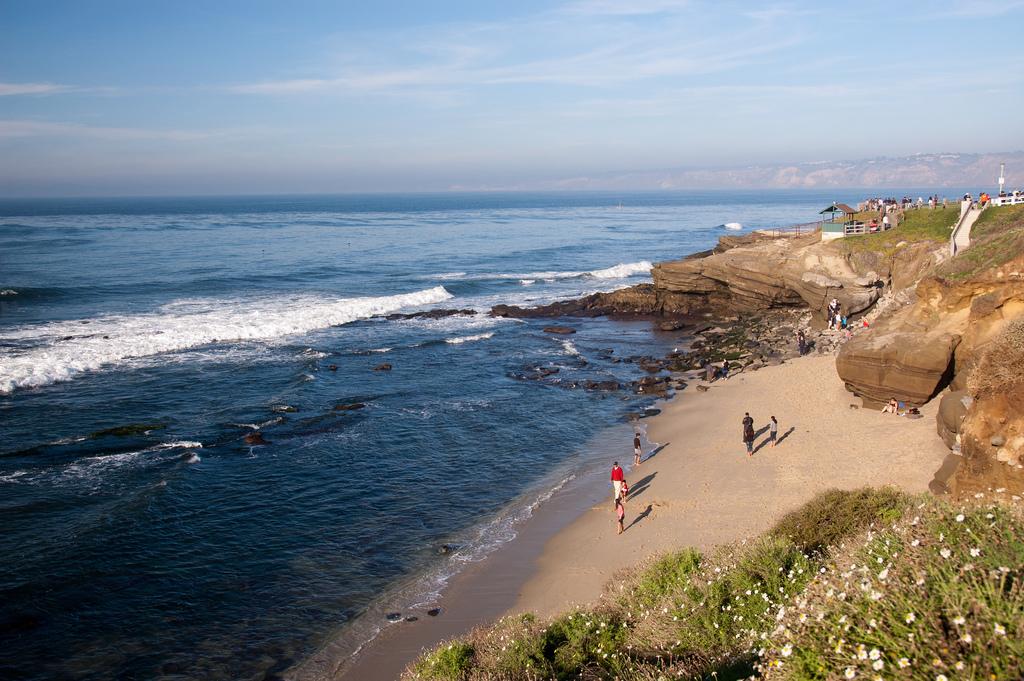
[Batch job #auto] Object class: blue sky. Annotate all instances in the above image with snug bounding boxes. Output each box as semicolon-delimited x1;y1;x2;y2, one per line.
2;0;1023;195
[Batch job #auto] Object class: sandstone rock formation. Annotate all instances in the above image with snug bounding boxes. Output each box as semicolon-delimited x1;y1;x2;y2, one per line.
838;249;1024;410
936;390;971;450
652;232;887;318
835;331;959;407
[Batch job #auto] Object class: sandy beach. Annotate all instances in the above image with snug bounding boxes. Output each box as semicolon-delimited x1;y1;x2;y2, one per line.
329;350;952;680
512;352;949;617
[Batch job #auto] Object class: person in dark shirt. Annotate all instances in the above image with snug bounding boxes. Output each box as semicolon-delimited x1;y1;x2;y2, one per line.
742;412;755;457
633;432;642;466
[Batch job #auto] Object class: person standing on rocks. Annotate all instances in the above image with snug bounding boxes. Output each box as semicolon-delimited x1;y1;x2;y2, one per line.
742;413;755;457
633;431;642;466
611;461;625;501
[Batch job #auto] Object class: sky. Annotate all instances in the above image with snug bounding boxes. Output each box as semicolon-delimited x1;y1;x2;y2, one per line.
2;0;1023;196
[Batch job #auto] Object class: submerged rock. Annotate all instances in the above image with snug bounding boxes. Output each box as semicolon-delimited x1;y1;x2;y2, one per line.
89;423;166;438
385;308;477;321
542;326;577;335
385;612;402;622
244;432;269;446
333;402;366;411
373;363;393;372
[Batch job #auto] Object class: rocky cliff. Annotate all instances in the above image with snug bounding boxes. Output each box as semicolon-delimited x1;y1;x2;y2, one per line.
834;204;1024;495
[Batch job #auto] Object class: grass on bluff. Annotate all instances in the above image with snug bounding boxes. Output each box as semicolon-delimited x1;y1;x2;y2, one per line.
835;207;961;256
407;489;1023;680
405;488;917;681
938;204;1024;281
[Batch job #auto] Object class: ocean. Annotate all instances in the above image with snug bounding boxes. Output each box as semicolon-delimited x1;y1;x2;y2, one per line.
1;190;875;679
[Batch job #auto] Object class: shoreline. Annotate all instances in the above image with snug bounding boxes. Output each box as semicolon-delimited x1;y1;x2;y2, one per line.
302;337;954;680
304;350;951;680
289;420;659;681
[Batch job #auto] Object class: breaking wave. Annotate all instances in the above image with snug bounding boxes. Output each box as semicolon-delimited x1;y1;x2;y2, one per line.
0;286;453;393
445;332;495;345
425;261;652;283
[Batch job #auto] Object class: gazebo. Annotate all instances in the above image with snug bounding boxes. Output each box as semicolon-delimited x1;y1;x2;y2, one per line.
819;202;858;240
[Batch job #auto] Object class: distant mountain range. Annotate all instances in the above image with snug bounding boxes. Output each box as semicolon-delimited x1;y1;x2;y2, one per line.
547;151;1024;191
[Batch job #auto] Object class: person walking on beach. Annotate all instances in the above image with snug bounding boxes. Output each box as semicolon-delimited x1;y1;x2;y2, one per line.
769;415;779;448
742;412;755;457
633;431;642;466
615;495;625;535
610;461;625;501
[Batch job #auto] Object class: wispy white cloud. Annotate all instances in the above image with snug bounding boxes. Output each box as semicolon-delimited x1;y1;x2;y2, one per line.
942;0;1024;16
0;82;68;96
0;120;233;141
560;0;689;15
230;7;799;96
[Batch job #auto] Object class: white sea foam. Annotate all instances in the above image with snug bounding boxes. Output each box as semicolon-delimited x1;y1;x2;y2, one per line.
724;222;743;230
0;289;17;296
154;440;203;449
519;279;536;286
0;286;453;393
560;340;582;357
369;347;393;353
445;332;494;344
425;261;652;283
586;261;653;278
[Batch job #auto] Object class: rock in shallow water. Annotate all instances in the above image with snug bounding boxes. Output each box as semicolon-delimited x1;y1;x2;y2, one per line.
243;432;269;445
542;326;576;335
373;363;392;371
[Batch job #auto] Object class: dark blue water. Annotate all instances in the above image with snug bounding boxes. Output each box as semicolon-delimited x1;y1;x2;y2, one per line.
0;190;880;680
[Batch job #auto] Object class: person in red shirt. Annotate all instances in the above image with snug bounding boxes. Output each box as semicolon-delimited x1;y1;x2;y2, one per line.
610;461;625;501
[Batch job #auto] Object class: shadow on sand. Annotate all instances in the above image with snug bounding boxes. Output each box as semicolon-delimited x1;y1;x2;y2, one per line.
640;442;670;464
625;504;653;531
627;472;657;500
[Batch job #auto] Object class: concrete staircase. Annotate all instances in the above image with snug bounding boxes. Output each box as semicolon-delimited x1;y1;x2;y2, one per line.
951;204;983;256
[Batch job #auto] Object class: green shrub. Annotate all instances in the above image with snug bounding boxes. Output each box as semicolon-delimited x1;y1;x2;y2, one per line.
616;549;701;611
405;492;1024;681
770;487;908;555
412;641;475;680
763;498;1024;680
